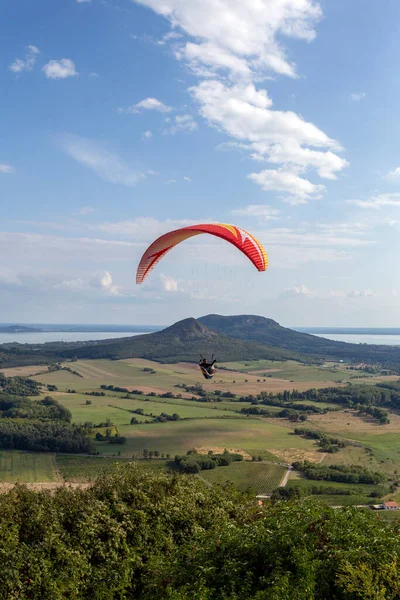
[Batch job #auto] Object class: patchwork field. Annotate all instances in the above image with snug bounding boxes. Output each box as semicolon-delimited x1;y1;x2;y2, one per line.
3;355;400;504
0;451;59;483
199;461;287;494
92;418;316;458
28;358;357;395
219;360;397;384
57;455;169;482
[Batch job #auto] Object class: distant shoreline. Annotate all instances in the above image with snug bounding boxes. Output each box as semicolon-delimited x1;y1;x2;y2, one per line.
295;328;400;335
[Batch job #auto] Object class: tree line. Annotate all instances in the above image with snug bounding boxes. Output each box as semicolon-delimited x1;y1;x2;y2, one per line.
292;461;387;485
2;463;400;599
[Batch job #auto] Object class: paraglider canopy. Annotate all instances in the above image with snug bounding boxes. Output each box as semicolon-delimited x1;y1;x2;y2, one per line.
136;223;268;284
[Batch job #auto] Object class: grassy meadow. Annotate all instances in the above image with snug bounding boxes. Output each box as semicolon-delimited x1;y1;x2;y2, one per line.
0;451;59;483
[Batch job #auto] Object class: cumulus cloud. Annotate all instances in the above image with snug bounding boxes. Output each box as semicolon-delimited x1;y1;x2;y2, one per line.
350;92;366;102
134;0;322;79
98;271;121;296
121;97;172;113
190;80;347;202
385;167;400;180
9;45;39;73
59;134;146;186
248;168;325;204
132;0;346;205
349;193;400;209
0;164;16;174
348;289;375;298
163;114;197;134
160;274;180;292
183;176;192;182
232;204;279;220
283;285;375;299
142;129;153;140
43;58;78;79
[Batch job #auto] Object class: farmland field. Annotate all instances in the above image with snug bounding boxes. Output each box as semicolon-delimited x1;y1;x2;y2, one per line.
46;392;237;426
0;451;59;483
219;360;397;384
57;455;169;482
3;355;400;495
286;477;387;506
29;358;357;395
199;461;287;494
93;418;318;459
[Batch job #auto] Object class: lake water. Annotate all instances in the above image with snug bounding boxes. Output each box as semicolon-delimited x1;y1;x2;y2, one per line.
294;328;400;346
313;333;400;346
0;331;142;345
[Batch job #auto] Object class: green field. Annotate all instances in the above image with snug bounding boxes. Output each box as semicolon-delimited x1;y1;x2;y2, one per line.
48;392;237;426
286;477;387;506
31;357;362;397
0;451;59;483
220;359;391;384
57;455;169;482
199;461;287;494
92;417;316;458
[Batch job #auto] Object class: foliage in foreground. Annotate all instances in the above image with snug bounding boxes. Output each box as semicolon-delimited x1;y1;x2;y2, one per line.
1;465;400;599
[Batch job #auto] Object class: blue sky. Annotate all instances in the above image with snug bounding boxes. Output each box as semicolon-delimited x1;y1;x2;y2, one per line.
2;0;400;326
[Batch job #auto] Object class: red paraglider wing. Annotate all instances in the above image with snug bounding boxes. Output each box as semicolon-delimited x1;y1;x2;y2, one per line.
136;223;268;284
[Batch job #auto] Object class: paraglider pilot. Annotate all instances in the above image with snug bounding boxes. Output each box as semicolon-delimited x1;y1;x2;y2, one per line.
199;354;216;380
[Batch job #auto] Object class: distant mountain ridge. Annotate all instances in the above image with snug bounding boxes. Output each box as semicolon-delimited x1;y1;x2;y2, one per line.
2;314;400;369
198;314;400;364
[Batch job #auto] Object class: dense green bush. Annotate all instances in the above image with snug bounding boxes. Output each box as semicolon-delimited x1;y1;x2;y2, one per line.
1;464;400;599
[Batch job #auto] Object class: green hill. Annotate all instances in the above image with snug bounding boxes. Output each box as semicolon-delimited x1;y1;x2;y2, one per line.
60;318;305;363
198;314;400;366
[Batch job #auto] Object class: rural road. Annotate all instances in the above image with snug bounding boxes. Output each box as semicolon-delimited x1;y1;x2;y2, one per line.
279;466;292;488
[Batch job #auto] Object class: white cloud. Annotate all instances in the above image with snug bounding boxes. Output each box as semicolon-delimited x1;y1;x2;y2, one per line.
163;114;198;134
183;176;192;182
386;167;400;181
134;0;322;79
98;271;121;296
60;278;87;290
9;45;40;73
90;217;195;240
59;134;146;186
77;0;91;3
121;97;172;113
349;193;400;209
75;206;94;216
142;129;153;140
232;204;279;220
43;58;78;79
157;31;183;45
283;285;375;299
350;92;366;102
160;274;180;292
348;289;375;298
166;179;177;184
132;1;345;205
190;80;347;201
0;164;16;174
248;168;325;204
